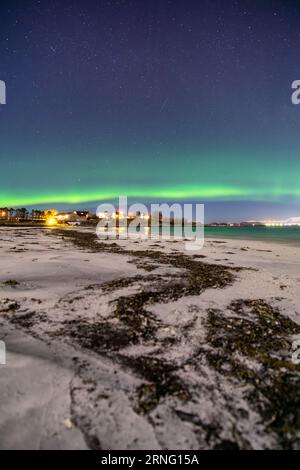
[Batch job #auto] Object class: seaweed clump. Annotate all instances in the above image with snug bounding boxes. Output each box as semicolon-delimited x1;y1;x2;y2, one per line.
122;355;190;414
59;319;136;352
206;299;300;449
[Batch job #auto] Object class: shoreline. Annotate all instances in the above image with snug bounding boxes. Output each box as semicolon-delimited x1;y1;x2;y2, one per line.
1;222;300;247
205;234;300;248
2;223;300;249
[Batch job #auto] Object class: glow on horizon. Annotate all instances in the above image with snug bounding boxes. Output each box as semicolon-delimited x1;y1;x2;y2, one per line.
2;185;300;207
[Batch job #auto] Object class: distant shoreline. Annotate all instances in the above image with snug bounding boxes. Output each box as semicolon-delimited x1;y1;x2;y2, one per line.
1;222;300;246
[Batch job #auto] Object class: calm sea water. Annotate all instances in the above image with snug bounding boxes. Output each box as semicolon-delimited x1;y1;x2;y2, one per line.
204;226;300;245
97;225;300;246
154;226;300;245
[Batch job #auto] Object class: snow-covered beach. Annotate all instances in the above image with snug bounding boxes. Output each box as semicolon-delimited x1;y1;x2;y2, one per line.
1;226;300;449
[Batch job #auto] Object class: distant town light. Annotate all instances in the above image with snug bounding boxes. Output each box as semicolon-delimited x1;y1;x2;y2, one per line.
46;218;57;226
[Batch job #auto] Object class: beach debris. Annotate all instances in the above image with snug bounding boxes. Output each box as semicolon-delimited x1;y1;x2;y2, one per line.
2;279;19;287
63;418;73;429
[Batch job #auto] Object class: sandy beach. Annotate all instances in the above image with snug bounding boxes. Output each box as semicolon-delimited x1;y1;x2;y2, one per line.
1;226;300;449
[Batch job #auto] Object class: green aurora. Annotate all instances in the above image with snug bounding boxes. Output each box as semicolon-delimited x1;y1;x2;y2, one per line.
2;185;300;207
1;145;300;207
2;1;300;216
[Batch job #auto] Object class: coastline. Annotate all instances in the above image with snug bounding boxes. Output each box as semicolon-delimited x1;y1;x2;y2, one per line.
204;226;300;247
1;226;300;449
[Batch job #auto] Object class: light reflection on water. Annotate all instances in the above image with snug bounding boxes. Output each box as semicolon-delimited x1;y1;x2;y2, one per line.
96;225;200;240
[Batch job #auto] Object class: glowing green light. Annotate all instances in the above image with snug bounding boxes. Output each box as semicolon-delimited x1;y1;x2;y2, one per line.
1;184;300;207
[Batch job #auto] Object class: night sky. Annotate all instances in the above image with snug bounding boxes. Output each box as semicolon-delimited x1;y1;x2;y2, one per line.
1;0;300;220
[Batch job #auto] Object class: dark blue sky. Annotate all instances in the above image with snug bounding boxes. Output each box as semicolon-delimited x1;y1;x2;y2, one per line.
1;0;300;221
